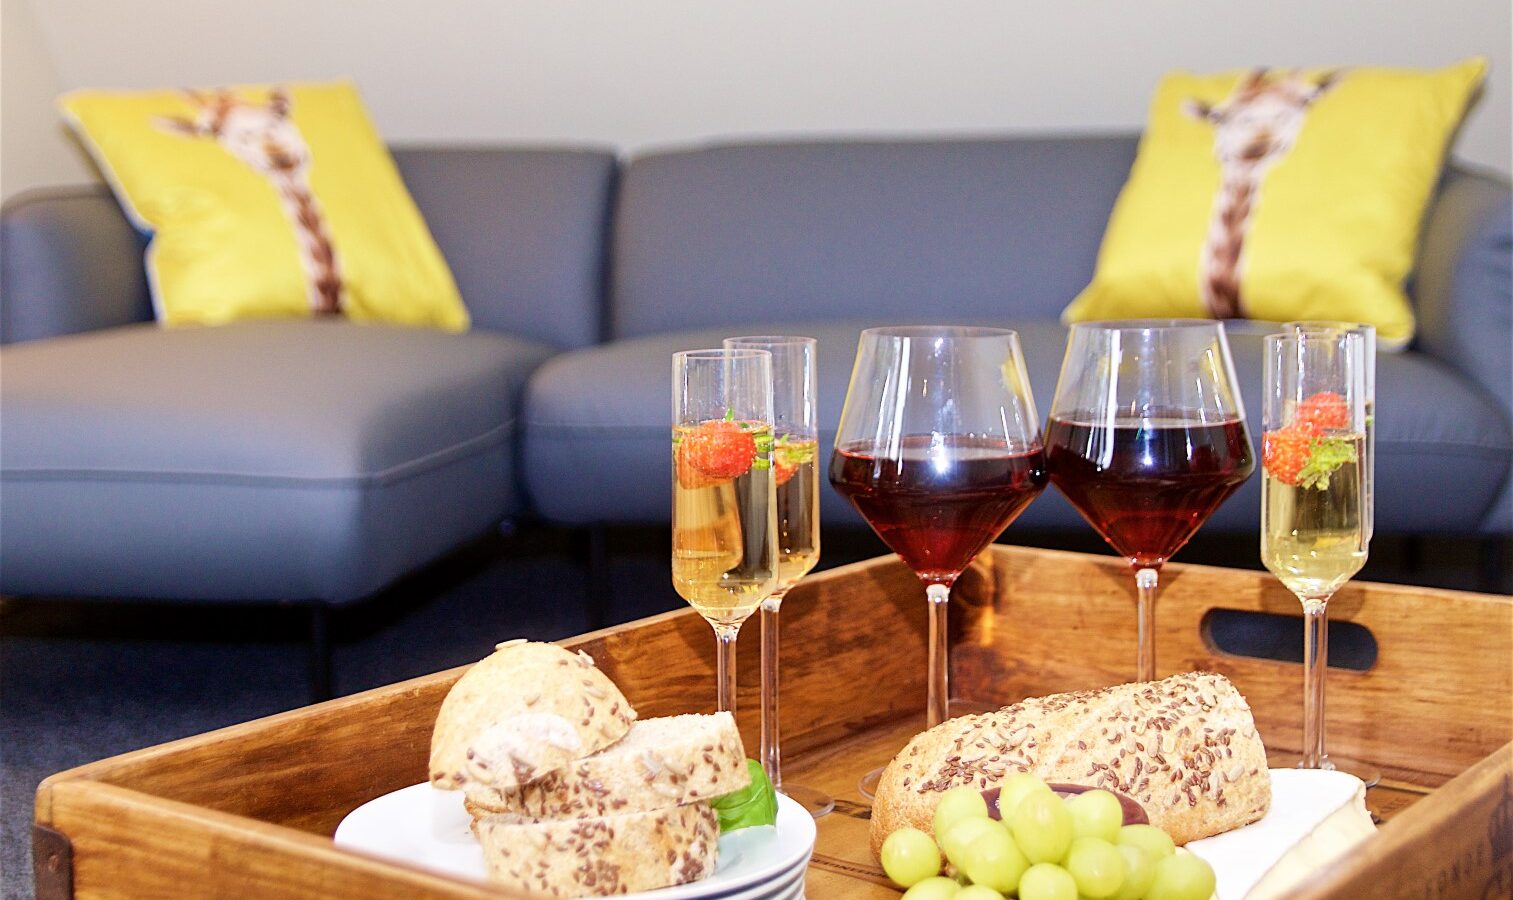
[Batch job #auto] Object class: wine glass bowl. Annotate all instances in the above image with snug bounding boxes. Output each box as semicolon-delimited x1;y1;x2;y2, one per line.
1046;320;1254;682
829;326;1047;742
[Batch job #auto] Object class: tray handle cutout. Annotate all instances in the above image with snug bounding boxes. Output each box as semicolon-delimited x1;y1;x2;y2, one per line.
1201;608;1378;671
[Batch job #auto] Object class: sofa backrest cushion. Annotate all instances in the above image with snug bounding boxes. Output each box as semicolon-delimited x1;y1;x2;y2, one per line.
2;147;617;347
608;136;1139;339
393;147;616;348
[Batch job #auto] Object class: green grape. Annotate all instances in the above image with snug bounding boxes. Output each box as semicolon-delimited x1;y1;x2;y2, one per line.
957;823;1029;893
1146;853;1217;900
1063;837;1126;899
941;817;1002;870
1117;824;1176;861
1010;791;1074;864
903;876;964;899
934;784;991;838
1016;863;1078;900
1066;790;1124;843
996;772;1052;820
1111;844;1156;900
882;827;943;887
954;886;1005;900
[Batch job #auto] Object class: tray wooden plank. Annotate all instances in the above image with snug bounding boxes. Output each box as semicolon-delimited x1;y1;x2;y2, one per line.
33;546;1513;899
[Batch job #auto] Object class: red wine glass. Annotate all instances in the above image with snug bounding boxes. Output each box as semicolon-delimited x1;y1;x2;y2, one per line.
1046;320;1253;683
830;326;1047;795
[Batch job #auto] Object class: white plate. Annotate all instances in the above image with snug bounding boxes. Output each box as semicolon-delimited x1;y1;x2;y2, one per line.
334;783;816;899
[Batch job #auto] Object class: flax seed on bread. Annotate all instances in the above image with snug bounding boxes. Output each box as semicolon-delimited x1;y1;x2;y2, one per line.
474;801;719;897
870;672;1270;855
464;712;748;819
429;640;636;791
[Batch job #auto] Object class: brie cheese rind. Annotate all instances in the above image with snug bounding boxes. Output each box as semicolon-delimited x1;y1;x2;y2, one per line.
1186;769;1375;899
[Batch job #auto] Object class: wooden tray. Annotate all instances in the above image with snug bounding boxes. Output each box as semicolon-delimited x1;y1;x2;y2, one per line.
33;546;1513;899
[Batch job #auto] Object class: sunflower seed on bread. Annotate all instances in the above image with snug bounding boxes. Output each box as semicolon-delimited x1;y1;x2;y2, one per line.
871;672;1270;854
429;640;635;791
464;711;748;819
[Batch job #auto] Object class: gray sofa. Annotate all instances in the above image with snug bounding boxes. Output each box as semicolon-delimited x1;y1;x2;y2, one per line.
3;137;1509;693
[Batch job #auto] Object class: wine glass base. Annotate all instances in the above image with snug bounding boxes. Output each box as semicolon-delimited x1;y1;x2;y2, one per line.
857;766;884;802
780;783;835;818
1298;755;1381;789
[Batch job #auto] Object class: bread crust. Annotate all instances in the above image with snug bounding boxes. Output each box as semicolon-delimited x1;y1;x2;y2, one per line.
870;672;1269;856
475;802;719;897
429;640;636;791
464;712;749;819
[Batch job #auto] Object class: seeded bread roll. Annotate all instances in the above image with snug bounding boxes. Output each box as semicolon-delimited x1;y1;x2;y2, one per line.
474;802;718;897
430;640;636;791
464;712;749;819
871;672;1269;854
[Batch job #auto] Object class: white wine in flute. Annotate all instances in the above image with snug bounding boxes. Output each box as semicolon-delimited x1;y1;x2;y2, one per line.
773;436;820;592
1262;435;1367;602
671;422;778;626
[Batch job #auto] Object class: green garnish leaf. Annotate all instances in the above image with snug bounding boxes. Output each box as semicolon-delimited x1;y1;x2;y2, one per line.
752;457;771;469
711;759;777;832
724;408;736;423
1297;436;1358;491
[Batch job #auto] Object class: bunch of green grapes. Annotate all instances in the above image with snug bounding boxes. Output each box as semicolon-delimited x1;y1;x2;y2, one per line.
878;774;1216;900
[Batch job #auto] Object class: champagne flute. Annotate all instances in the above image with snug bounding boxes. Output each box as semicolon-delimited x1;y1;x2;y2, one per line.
1284;322;1376;543
1046;320;1254;683
1261;331;1377;784
672;349;778;714
724;336;833;818
830;326;1047;795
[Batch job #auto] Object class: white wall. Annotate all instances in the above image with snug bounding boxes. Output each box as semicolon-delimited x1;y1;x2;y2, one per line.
0;0;93;199
4;0;1509;202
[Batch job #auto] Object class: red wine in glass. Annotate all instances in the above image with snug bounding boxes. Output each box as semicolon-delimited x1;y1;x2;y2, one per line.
831;435;1047;584
1045;415;1253;569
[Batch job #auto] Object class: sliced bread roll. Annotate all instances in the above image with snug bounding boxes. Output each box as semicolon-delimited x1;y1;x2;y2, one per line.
430;640;636;791
465;711;749;819
871;672;1269;853
475;802;719;897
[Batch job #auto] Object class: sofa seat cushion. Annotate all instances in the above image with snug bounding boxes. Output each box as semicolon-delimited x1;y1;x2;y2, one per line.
1;320;554;602
522;321;1511;536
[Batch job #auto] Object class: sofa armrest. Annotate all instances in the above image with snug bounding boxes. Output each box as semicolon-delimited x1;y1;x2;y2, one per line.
0;186;152;344
1414;164;1513;416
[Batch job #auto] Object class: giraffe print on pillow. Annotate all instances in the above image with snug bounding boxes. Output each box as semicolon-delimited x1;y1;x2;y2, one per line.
156;88;345;316
1184;68;1344;319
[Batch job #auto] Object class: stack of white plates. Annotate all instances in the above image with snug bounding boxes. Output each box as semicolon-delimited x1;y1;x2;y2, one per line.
334;784;816;900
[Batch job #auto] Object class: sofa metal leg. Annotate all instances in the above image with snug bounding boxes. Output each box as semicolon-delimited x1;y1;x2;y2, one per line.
308;603;333;702
574;525;612;631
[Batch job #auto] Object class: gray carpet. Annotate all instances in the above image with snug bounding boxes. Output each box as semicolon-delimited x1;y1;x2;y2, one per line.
0;526;1496;899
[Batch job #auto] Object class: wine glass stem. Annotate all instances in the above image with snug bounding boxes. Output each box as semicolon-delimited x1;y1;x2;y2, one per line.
759;591;785;789
713;622;740;714
1302;598;1329;769
926;583;951;728
1135;567;1158;682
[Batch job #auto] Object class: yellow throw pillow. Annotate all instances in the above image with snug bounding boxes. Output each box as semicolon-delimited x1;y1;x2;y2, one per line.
1064;60;1485;349
60;82;469;331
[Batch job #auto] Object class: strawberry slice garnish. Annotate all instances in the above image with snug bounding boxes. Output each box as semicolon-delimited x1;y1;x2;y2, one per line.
1263;425;1314;487
1296;392;1349;432
678;419;757;483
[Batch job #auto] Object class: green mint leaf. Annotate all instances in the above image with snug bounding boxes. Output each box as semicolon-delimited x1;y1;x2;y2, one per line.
724;408;736;422
1297;436;1358;491
711;760;777;832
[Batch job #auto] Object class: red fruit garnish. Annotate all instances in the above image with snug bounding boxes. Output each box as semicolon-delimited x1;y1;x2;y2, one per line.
773;458;798;486
675;449;720;489
1263;426;1313;486
1296;392;1349;432
679;420;757;482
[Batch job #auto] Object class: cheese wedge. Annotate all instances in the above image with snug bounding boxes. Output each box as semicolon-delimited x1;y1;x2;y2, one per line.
1186;768;1375;899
